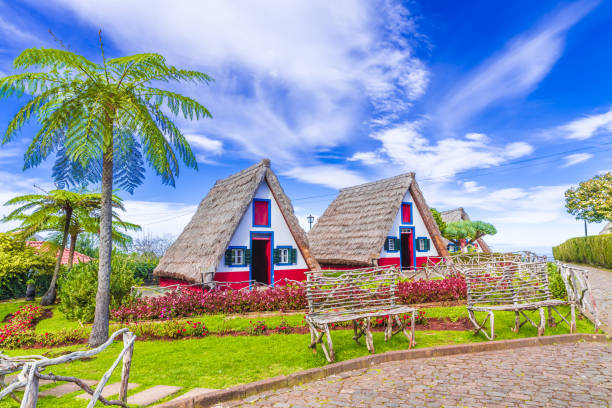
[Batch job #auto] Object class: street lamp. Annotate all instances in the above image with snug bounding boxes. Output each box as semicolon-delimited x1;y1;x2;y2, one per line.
307;214;315;230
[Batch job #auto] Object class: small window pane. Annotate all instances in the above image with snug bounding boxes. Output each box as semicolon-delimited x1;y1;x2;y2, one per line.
388;238;395;251
280;248;289;264
232;248;244;265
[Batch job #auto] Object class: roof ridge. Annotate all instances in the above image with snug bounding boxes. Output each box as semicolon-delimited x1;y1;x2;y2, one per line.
339;172;414;192
213;159;270;186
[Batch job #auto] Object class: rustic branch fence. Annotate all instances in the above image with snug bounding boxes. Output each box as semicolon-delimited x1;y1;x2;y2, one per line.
0;328;135;408
556;262;601;332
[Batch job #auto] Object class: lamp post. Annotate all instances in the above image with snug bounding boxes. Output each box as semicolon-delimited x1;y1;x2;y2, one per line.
307;214;315;230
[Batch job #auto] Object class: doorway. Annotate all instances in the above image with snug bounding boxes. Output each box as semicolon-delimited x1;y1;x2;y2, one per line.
251;235;271;285
400;228;414;270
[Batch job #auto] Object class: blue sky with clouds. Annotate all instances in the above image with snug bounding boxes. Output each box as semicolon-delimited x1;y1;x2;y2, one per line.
1;0;611;254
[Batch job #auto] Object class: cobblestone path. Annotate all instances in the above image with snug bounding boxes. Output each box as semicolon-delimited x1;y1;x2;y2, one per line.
567;263;612;330
219;342;612;408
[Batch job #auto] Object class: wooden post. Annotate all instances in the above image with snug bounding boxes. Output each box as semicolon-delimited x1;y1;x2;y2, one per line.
570;304;576;334
538;308;545;336
119;332;135;403
23;367;39;408
489;311;495;340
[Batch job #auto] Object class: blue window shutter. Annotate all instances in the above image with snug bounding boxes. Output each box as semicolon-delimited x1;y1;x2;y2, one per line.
291;248;298;264
384;238;390;251
395;238;401;250
245;249;252;265
225;249;232;266
273;249;280;265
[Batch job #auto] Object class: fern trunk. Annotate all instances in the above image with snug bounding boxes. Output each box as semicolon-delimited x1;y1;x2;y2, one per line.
67;232;78;269
89;148;113;347
40;206;72;306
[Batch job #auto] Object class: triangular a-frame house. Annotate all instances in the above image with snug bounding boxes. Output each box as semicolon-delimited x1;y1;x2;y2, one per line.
155;159;319;289
308;172;448;269
439;208;492;253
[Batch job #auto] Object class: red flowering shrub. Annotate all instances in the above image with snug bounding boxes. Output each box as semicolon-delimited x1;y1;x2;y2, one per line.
111;284;307;322
396;277;466;304
111;278;466;322
248;320;267;335
0;304;44;347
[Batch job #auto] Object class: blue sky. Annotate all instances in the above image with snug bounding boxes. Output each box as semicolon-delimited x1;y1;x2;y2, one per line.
1;0;611;254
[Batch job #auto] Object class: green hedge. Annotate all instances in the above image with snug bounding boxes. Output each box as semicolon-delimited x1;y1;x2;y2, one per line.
552;234;612;268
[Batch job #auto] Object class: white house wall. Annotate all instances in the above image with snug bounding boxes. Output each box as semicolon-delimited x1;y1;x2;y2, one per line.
217;179;308;272
380;189;439;259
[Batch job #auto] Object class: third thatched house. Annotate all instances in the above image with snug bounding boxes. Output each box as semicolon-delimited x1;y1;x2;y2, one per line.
154;159;319;289
308;172;448;270
439;208;492;253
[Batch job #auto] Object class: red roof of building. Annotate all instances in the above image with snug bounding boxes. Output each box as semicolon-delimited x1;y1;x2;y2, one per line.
26;241;93;265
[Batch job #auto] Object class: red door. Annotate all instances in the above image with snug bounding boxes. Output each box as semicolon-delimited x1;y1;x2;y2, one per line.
400;228;414;270
251;235;271;284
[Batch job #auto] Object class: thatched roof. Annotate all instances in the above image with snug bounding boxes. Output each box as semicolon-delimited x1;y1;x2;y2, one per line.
308;173;449;266
600;222;612;235
154;159;319;282
440;208;491;253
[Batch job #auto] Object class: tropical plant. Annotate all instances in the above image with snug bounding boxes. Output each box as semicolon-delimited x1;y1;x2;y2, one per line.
3;190;103;305
0;34;212;345
443;220;497;251
430;208;447;235
47;202;141;267
58;254;142;323
565;172;612;235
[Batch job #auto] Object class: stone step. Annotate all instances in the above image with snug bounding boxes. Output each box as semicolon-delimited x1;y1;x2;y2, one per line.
127;385;182;406
39;380;98;397
150;388;218;407
76;381;139;399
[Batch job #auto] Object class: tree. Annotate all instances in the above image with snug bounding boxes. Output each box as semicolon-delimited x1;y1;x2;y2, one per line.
0;35;212;345
3;190;102;305
47;204;141;268
430;208;447;235
129;233;174;260
443;220;497;252
0;232;55;282
565;172;612;236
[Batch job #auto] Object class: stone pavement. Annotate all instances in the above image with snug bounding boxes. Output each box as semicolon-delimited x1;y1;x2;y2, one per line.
218;342;612;408
567;263;612;330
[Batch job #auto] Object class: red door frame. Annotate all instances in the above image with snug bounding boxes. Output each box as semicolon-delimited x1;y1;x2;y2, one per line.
250;232;273;286
400;227;415;270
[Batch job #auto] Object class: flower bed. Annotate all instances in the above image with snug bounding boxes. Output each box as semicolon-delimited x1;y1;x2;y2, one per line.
396;277;466;304
112;277;467;322
0;304;44;347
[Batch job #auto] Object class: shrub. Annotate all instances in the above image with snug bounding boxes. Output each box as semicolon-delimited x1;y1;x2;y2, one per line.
396;277;466;304
552;234;612;268
0;233;55;300
111;283;307;322
547;262;567;300
59;255;142;323
112;277;468;322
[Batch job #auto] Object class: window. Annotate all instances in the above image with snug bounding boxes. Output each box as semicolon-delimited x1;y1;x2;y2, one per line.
225;247;249;266
401;203;412;224
274;247;297;265
384;237;399;252
232;248;244;265
416;237;430;252
253;199;271;227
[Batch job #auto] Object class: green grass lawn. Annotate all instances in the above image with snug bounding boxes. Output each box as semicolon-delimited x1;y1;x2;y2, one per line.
0;302;595;407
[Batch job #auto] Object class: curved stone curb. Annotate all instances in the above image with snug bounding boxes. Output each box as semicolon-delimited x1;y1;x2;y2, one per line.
156;333;611;408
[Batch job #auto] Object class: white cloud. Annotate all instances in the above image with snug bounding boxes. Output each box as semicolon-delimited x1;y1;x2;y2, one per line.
282;165;368;190
423;182;580;252
437;0;599;130
45;0;429;166
184;134;223;163
462;181;484;193
350;123;534;180
562;153;593;167
556;108;612;140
